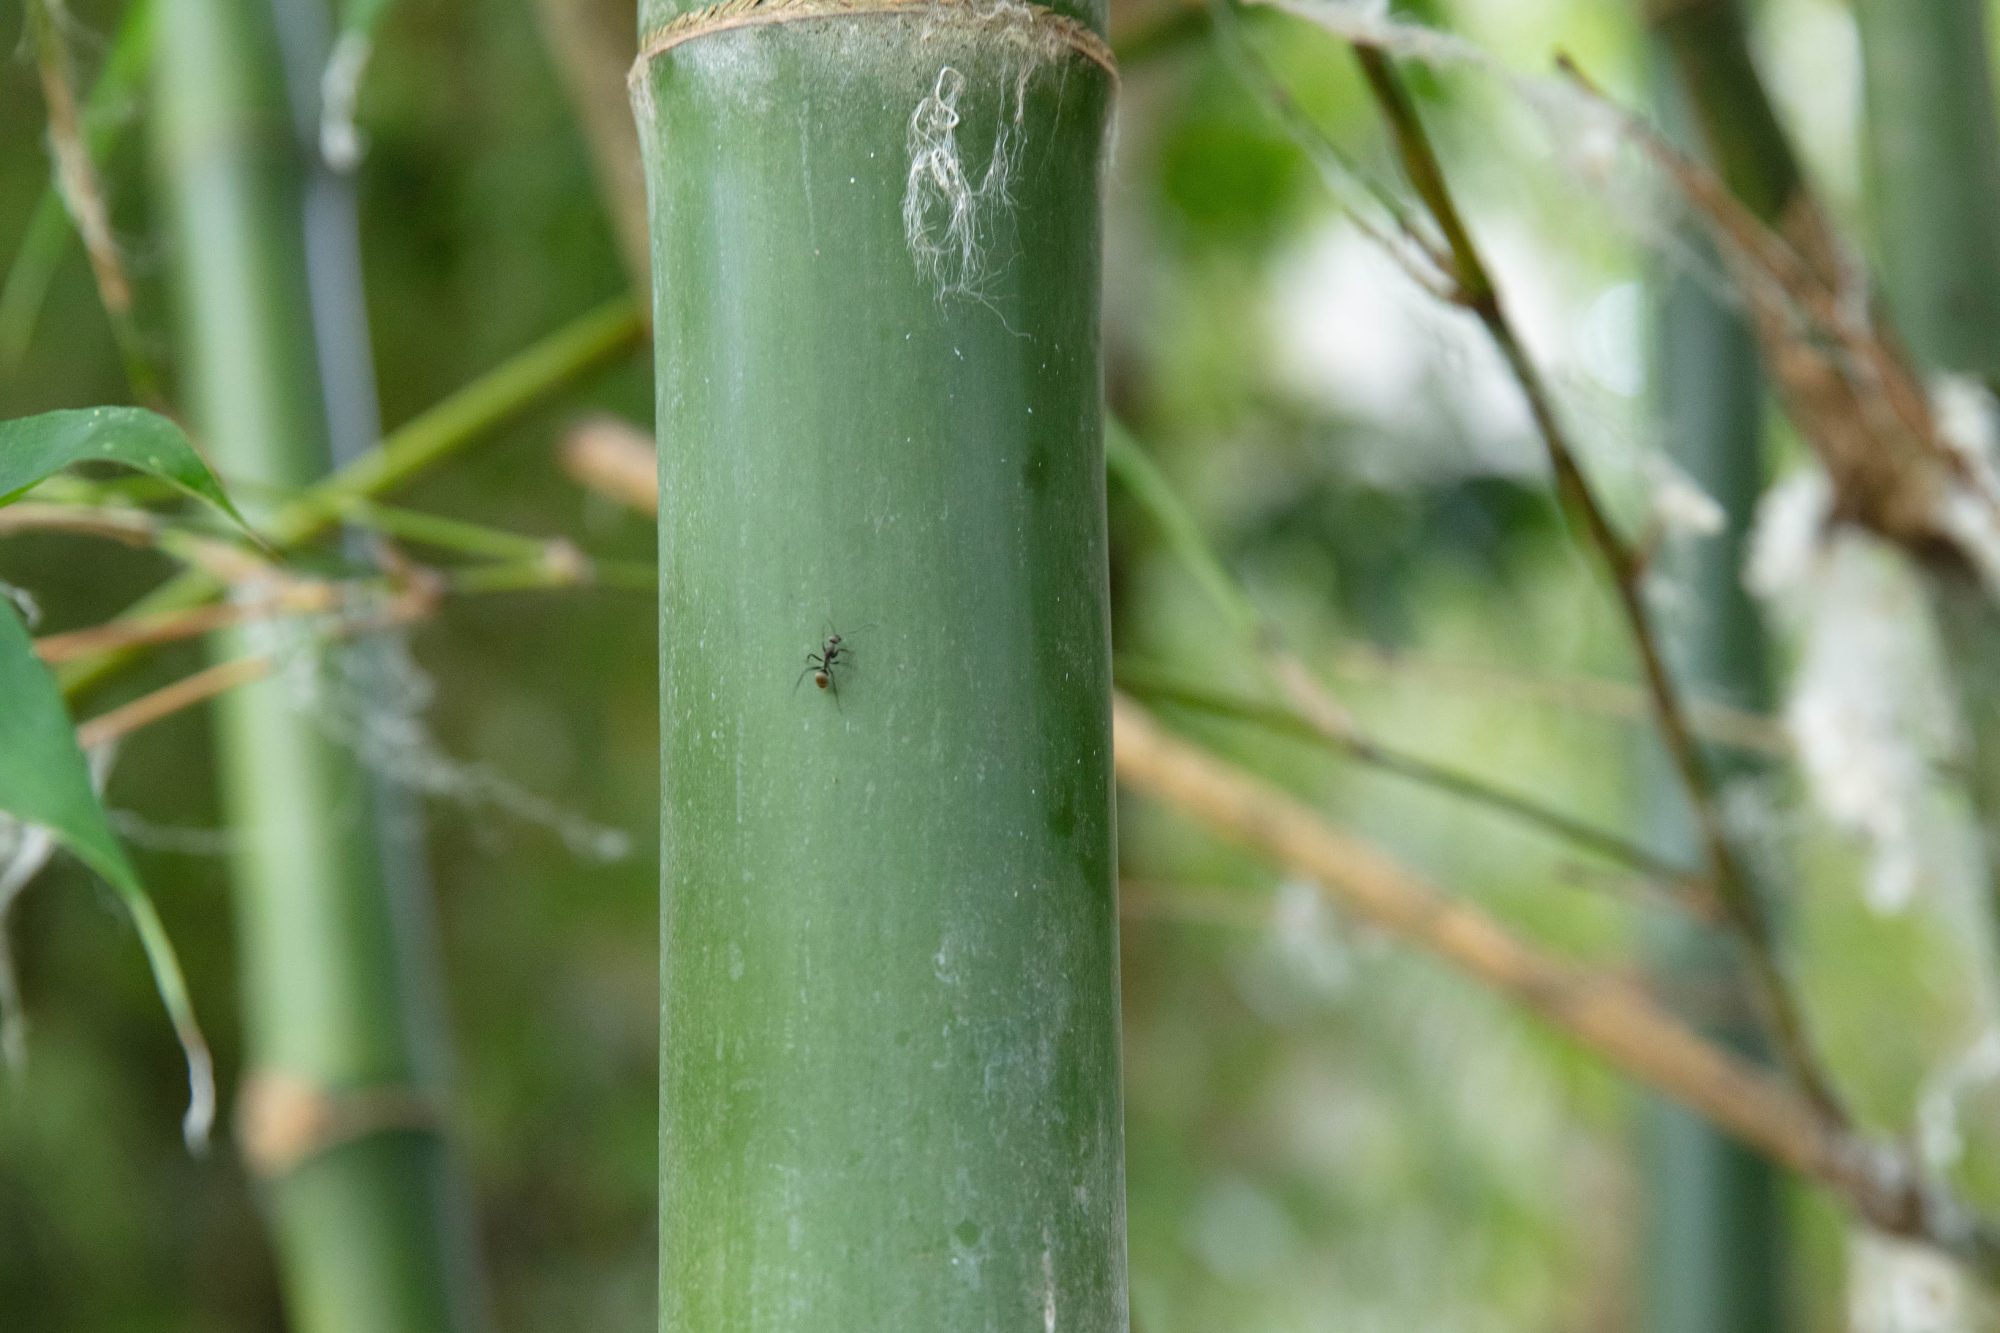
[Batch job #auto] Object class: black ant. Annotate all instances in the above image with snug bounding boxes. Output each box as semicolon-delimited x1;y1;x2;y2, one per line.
794;623;874;706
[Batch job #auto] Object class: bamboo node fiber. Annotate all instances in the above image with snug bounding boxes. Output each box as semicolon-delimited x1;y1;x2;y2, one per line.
237;1070;443;1178
632;0;1118;80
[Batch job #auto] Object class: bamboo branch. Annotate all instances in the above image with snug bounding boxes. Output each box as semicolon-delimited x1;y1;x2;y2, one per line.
0;0;152;370
1117;659;1720;921
1112;692;2000;1273
559;415;662;513
1330;643;1790;757
56;295;646;700
1347;46;1843;1123
76;657;274;749
23;0;161;402
36;596;309;665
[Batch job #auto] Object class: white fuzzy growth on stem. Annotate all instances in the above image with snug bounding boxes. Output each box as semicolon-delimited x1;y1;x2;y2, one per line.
903;64;1022;302
1750;474;1956;913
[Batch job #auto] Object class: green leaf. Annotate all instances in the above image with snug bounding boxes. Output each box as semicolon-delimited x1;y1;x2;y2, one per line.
0;601;214;1148
0;406;250;532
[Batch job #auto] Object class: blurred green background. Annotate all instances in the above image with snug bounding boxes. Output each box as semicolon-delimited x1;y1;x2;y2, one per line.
5;0;1997;1327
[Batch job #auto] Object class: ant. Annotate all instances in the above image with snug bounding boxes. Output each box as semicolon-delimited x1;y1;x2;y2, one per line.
794;623;874;707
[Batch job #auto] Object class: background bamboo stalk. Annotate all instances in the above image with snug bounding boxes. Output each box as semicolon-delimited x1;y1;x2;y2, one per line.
1854;0;2000;380
1633;49;1789;1333
635;0;1127;1323
154;0;484;1328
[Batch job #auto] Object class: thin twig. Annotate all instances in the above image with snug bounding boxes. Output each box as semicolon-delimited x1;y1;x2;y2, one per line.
0;501;276;585
1113;692;1999;1273
1345;45;1844;1123
1331;642;1791;757
1208;0;1457;298
1118;658;1720;921
70;576;442;749
35;598;294;664
0;0;152;369
1118;878;1281;928
76;657;275;749
23;0;162;403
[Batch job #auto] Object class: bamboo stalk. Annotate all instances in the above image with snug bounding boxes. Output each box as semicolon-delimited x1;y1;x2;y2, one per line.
634;0;1127;1324
1854;0;2000;380
1638;57;1786;1332
154;0;484;1328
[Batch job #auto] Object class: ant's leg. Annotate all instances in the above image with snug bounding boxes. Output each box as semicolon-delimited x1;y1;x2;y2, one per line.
794;665;814;693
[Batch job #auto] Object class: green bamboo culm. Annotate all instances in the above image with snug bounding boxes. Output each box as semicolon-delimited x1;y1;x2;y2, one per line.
1639;95;1787;1333
633;0;1128;1327
153;2;484;1330
1855;0;2000;378
1636;38;1788;1333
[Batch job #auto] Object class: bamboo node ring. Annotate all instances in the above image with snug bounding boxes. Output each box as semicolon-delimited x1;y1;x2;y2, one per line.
631;0;1118;82
237;1070;444;1178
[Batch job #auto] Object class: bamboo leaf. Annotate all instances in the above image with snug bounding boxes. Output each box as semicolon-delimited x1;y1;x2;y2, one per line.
0;406;249;532
0;599;214;1149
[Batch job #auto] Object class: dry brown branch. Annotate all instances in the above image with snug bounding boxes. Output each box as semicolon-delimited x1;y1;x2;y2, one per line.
34;585;344;665
76;657;275;749
1112;692;2000;1271
0;501;280;585
560;418;1728;906
39;601;266;665
0;501;160;547
69;580;439;749
1557;51;1989;572
25;0;159;401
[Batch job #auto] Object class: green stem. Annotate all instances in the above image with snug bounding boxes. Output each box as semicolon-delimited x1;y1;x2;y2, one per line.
1855;0;2000;380
154;0;485;1327
1638;45;1787;1333
636;0;1128;1323
1104;422;1259;640
56;295;643;701
1116;658;1710;907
